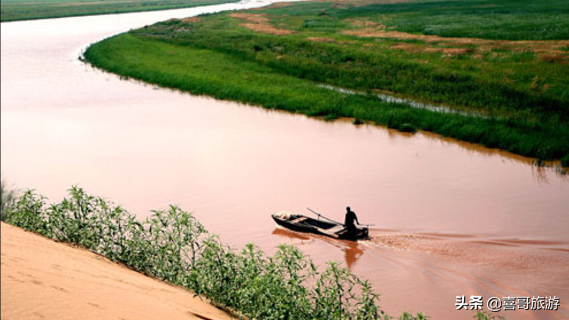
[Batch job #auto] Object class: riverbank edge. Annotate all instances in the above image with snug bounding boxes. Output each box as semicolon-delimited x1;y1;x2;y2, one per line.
83;31;569;165
0;0;239;23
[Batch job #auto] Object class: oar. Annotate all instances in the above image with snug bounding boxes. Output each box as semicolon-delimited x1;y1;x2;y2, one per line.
306;207;343;225
307;207;375;227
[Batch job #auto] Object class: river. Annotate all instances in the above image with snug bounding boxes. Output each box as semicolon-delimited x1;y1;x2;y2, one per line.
1;1;568;319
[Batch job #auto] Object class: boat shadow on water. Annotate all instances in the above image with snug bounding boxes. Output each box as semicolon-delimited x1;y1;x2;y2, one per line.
271;226;366;269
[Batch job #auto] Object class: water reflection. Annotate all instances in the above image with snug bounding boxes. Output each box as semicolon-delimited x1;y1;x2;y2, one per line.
343;240;364;269
420;130;569;177
271;227;365;269
271;227;313;243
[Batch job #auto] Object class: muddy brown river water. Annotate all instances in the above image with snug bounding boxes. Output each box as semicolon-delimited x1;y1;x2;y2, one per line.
2;1;568;319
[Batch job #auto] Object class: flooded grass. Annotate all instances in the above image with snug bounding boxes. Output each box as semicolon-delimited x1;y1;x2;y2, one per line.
1;186;434;320
317;84;489;118
0;0;238;22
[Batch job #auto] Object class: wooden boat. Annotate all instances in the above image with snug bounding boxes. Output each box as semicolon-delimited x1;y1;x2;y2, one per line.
271;212;369;241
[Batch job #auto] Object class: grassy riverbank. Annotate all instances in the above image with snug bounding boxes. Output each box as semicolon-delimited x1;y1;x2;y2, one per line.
0;0;238;22
83;0;569;162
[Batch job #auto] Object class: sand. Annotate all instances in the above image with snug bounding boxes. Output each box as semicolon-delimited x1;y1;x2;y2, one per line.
0;222;236;320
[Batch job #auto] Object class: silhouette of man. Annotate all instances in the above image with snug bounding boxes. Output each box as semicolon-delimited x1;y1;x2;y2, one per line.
344;206;359;233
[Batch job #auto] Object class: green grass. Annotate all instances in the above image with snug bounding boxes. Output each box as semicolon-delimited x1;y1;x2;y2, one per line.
341;0;569;40
0;0;238;22
1;185;438;320
83;0;569;162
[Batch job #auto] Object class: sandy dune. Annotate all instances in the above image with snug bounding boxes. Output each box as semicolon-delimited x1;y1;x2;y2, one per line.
0;222;236;320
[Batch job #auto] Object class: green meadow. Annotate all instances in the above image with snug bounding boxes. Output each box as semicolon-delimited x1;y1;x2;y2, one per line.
0;0;238;22
84;0;569;163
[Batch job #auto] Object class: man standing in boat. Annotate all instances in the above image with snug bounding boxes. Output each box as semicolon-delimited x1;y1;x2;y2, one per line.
344;206;359;233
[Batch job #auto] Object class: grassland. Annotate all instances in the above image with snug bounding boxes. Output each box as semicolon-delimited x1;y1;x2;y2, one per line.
84;0;569;162
0;0;238;22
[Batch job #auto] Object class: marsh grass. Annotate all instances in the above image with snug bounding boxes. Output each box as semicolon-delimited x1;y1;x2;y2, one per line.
1;186;436;320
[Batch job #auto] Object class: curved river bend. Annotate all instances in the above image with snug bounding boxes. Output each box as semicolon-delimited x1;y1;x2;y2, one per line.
2;2;568;319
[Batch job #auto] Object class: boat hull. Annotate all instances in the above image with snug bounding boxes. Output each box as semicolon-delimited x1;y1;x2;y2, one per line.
271;213;368;241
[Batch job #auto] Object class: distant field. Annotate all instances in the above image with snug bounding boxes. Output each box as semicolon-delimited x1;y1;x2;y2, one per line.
343;0;569;40
84;0;569;163
0;0;238;22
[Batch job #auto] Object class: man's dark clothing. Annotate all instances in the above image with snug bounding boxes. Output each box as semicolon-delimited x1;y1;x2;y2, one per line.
345;209;358;232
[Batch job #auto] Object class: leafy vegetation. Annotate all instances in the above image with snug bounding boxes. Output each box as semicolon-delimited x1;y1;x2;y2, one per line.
84;0;569;162
1;186;435;319
1;179;18;218
0;0;238;22
474;312;507;320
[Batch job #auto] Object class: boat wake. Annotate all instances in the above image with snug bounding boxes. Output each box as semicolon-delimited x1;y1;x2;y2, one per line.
363;230;569;273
